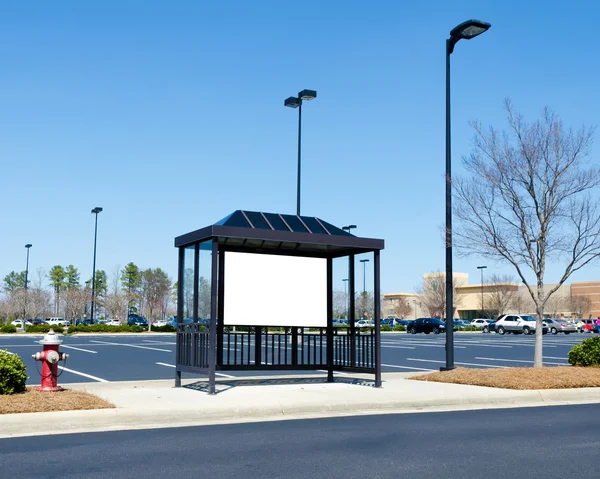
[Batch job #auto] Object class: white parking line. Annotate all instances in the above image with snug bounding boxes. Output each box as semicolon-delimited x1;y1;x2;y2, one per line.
143;340;176;345
397;343;467;349
380;345;416;350
89;340;171;352
155;362;236;378
382;363;435;371
474;357;569;366
57;366;109;382
61;345;98;354
543;356;569;360
406;358;507;368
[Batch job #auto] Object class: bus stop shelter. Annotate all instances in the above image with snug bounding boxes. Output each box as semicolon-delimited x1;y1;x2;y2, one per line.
174;210;385;394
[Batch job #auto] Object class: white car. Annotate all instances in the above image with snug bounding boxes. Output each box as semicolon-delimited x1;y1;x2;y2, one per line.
11;319;33;327
471;319;490;329
354;320;373;328
153;320;168;327
105;319;121;326
495;314;548;335
46;317;69;327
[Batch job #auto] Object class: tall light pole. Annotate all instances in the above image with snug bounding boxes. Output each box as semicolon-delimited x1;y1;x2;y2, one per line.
24;244;32;290
342;278;349;319
22;244;32;329
90;207;103;323
284;89;317;216
443;19;491;371
477;265;487;318
360;259;369;295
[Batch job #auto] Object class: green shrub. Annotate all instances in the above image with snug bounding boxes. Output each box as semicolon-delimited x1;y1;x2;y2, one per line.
151;324;176;333
568;336;600;366
380;325;393;332
394;325;407;332
0;324;17;334
67;324;144;334
0;350;28;394
26;324;62;333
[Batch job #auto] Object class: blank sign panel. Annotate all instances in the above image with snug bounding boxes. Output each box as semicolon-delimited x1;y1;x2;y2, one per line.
223;252;327;327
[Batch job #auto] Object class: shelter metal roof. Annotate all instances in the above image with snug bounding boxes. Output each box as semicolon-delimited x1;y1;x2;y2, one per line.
174;210;384;257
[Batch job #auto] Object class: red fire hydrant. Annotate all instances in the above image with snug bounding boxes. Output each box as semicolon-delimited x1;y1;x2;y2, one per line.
32;329;69;392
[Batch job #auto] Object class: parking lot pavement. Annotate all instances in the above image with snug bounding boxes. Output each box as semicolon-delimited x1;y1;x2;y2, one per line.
0;331;591;385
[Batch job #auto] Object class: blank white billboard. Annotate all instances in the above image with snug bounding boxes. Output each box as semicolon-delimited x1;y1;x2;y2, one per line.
223;252;327;327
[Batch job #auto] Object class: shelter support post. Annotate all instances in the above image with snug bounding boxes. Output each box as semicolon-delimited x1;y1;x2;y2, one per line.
175;246;185;388
349;254;356;367
374;250;382;387
326;258;333;382
208;240;218;395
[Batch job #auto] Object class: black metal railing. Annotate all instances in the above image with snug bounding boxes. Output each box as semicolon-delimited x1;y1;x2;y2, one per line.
176;325;375;371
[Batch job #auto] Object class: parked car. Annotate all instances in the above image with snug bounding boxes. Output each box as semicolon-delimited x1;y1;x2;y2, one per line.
152;320;167;327
408;318;446;334
127;315;148;326
381;318;396;328
482;319;498;333
580;319;599;333
453;319;471;327
30;318;47;325
105;319;121;326
471;319;490;329
11;319;33;327
544;318;576;335
494;314;548;335
76;318;94;326
354;319;372;328
45;317;69;327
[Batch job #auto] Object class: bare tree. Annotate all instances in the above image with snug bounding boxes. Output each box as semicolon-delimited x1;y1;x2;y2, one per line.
485;274;519;318
64;287;89;324
569;294;592;319
392;297;413;318
332;290;347;319
415;271;461;318
454;100;600;366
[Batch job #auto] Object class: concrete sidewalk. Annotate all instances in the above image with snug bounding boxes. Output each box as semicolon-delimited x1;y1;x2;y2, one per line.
2;373;600;439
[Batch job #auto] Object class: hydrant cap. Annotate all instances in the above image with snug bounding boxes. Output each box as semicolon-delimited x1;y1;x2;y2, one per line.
38;328;63;345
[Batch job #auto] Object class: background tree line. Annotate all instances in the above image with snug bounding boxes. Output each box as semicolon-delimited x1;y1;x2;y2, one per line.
0;262;174;324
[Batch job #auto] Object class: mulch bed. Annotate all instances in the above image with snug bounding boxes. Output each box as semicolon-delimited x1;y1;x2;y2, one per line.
0;388;114;414
411;366;600;390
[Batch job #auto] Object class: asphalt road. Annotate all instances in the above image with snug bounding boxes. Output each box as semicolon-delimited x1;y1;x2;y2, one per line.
1;404;596;478
0;331;590;384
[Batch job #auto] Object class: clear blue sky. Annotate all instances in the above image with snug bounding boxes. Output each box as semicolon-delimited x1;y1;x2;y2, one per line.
1;0;599;293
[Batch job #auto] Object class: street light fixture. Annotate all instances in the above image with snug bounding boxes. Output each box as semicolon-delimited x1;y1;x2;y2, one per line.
443;19;491;372
359;259;369;295
477;265;487;318
90;207;103;323
284;89;317;216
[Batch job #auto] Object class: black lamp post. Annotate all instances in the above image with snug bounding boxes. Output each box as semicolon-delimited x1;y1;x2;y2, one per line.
360;259;369;295
90;207;103;323
24;244;32;290
477;265;487;318
342;278;349;319
284;89;317;216
443;19;491;372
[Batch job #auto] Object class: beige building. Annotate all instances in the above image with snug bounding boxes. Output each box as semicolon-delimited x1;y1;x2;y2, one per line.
384;273;600;320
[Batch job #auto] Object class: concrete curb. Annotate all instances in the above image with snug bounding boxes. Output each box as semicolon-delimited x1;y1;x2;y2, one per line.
2;383;600;439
